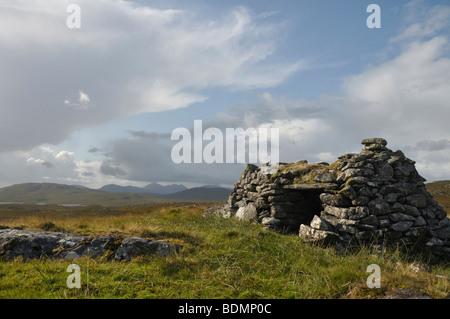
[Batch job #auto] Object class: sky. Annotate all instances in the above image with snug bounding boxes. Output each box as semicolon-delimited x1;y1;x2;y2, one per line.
0;0;450;189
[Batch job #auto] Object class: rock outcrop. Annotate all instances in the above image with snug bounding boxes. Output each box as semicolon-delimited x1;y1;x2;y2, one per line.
210;138;450;260
383;288;434;299
0;228;180;261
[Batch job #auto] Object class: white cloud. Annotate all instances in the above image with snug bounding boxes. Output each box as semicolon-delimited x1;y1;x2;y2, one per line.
64;90;92;110
391;2;450;42
0;0;302;152
341;36;450;145
79;91;90;103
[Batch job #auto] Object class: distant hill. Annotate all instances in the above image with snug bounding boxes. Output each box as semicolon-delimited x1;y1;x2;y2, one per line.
426;180;450;214
141;183;188;195
98;184;145;194
0;183;228;206
162;187;231;202
198;184;226;189
98;183;188;195
71;185;91;190
0;183;171;206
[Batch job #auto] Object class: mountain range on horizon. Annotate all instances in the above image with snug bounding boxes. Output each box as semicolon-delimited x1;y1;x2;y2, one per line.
96;182;230;194
0;182;232;206
97;182;189;195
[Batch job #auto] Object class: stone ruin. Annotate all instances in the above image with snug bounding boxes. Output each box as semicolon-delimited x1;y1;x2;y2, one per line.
209;138;450;260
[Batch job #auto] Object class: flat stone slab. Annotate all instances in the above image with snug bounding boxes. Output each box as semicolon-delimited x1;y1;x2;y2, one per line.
0;229;88;259
383;289;433;299
114;237;180;261
0;229;180;261
361;138;387;146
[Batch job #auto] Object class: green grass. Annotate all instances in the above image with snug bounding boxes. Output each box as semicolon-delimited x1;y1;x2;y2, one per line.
426;180;450;213
0;203;448;299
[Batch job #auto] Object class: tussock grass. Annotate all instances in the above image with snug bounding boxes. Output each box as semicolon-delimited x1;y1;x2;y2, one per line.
426;180;450;215
276;161;330;184
0;203;448;299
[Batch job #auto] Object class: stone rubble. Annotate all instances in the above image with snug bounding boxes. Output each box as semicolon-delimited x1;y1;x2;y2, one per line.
209;138;449;260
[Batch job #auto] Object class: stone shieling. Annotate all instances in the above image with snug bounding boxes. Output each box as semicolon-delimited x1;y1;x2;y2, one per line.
208;138;450;260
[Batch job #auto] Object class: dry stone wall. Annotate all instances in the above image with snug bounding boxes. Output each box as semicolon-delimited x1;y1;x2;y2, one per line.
222;162;337;232
211;138;450;260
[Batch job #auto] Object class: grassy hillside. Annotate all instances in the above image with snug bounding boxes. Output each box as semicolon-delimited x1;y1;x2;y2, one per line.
426;180;450;214
0;181;448;299
0;183;176;206
0;204;448;299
